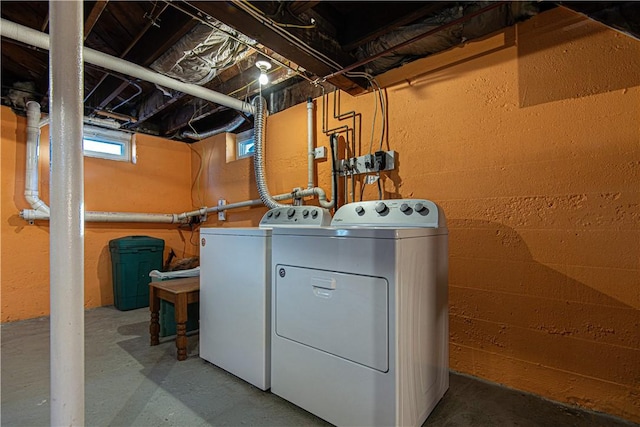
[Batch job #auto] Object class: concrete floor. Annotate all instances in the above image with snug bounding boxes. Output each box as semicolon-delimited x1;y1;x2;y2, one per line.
1;306;636;427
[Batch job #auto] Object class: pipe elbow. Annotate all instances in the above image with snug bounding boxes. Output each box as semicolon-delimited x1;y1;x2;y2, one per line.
24;193;50;214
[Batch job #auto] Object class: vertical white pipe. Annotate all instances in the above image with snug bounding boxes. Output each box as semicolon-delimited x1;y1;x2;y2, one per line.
25;101;50;214
307;98;315;189
49;1;85;425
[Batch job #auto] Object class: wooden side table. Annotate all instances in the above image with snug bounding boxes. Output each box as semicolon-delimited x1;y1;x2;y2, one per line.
149;277;200;361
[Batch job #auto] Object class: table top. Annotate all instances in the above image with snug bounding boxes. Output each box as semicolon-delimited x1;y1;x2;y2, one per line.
149;277;199;294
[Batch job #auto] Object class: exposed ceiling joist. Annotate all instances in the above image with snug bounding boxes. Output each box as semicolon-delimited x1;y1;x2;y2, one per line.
84;0;109;41
190;1;364;94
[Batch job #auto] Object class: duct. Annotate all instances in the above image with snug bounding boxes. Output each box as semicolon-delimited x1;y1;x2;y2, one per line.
151;23;253;86
252;96;287;209
354;2;539;75
0;18;255;115
181;113;247;140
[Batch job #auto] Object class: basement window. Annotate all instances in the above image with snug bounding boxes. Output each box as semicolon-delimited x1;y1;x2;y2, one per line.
83;125;132;162
236;128;255;159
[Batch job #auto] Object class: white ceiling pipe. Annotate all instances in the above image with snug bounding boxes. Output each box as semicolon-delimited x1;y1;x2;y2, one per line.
48;1;84;425
0;18;255;115
24;101;50;216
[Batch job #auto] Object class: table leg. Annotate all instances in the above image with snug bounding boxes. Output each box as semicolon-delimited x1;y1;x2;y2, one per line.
149;286;160;346
175;292;188;361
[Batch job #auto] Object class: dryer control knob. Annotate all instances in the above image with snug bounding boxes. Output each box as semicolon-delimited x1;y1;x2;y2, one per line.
400;203;410;213
311;210;318;219
287;207;296;218
414;202;427;213
267;211;273;218
275;211;281;218
355;206;365;215
375;202;388;214
302;209;309;217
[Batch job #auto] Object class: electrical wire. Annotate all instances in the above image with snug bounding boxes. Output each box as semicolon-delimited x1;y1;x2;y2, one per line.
186;104;206;207
166;1;315;83
241;0;317;29
344;72;388;201
234;0;343;72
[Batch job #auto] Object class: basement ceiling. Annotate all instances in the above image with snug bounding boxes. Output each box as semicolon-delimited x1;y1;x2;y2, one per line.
1;1;638;142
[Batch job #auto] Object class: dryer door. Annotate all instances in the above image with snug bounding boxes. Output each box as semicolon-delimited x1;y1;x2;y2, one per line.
274;265;389;372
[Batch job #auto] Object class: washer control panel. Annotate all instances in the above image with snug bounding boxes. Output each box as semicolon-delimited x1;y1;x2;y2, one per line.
259;206;332;227
331;199;444;228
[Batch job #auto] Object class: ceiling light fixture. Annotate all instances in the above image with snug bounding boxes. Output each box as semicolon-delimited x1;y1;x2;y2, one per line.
256;60;272;85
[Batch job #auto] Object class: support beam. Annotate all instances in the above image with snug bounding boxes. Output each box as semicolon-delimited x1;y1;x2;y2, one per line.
49;1;85;425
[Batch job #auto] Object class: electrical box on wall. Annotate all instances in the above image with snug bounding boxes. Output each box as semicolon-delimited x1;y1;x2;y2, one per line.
314;146;327;160
337;150;396;176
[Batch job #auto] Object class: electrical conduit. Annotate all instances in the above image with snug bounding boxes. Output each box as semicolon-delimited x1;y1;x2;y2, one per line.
252;96;287;209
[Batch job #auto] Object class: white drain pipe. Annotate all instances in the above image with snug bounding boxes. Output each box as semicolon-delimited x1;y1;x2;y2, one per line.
49;1;84;425
24;101;49;217
307;98;315;189
0;18;255;115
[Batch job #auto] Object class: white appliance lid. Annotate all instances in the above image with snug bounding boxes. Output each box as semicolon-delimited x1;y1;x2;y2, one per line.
270;225;447;239
200;227;271;237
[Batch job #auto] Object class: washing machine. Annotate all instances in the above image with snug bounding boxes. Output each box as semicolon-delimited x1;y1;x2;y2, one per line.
270;199;448;426
199;206;331;391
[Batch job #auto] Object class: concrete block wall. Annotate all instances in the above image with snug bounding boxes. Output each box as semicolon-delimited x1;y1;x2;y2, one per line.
193;8;639;422
1;110;196;321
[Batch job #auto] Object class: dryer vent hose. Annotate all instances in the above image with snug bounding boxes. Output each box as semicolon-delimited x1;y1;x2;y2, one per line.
253;96;287;209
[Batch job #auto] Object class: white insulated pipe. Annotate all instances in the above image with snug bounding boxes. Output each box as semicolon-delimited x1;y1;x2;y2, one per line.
0;18;255;115
24;101;49;216
48;1;84;425
307;98;315;189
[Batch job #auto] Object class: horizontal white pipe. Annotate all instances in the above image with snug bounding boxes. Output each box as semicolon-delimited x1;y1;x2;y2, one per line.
21;209;182;223
86;212;179;223
0;18;255;115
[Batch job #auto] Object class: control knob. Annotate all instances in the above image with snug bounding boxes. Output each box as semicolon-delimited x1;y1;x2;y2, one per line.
400;203;410;213
375;202;388;214
302;209;309;218
287;207;296;218
355;206;365;215
266;211;273;218
311;210;318;219
414;202;428;213
274;210;281;218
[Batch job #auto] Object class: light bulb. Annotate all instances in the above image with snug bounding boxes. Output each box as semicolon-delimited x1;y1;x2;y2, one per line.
259;72;269;85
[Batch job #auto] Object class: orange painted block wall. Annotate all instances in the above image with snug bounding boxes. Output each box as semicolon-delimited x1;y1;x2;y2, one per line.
191;8;639;423
1;107;198;321
0;6;638;424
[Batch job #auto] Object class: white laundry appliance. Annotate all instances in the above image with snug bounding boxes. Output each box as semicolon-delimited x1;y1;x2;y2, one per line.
270;199;449;426
199;206;331;391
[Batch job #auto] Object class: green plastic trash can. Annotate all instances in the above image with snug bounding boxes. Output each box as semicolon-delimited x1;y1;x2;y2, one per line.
109;236;164;311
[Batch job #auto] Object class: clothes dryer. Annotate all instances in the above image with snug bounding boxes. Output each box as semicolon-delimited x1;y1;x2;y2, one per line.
270;199;448;426
199;206;331;390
